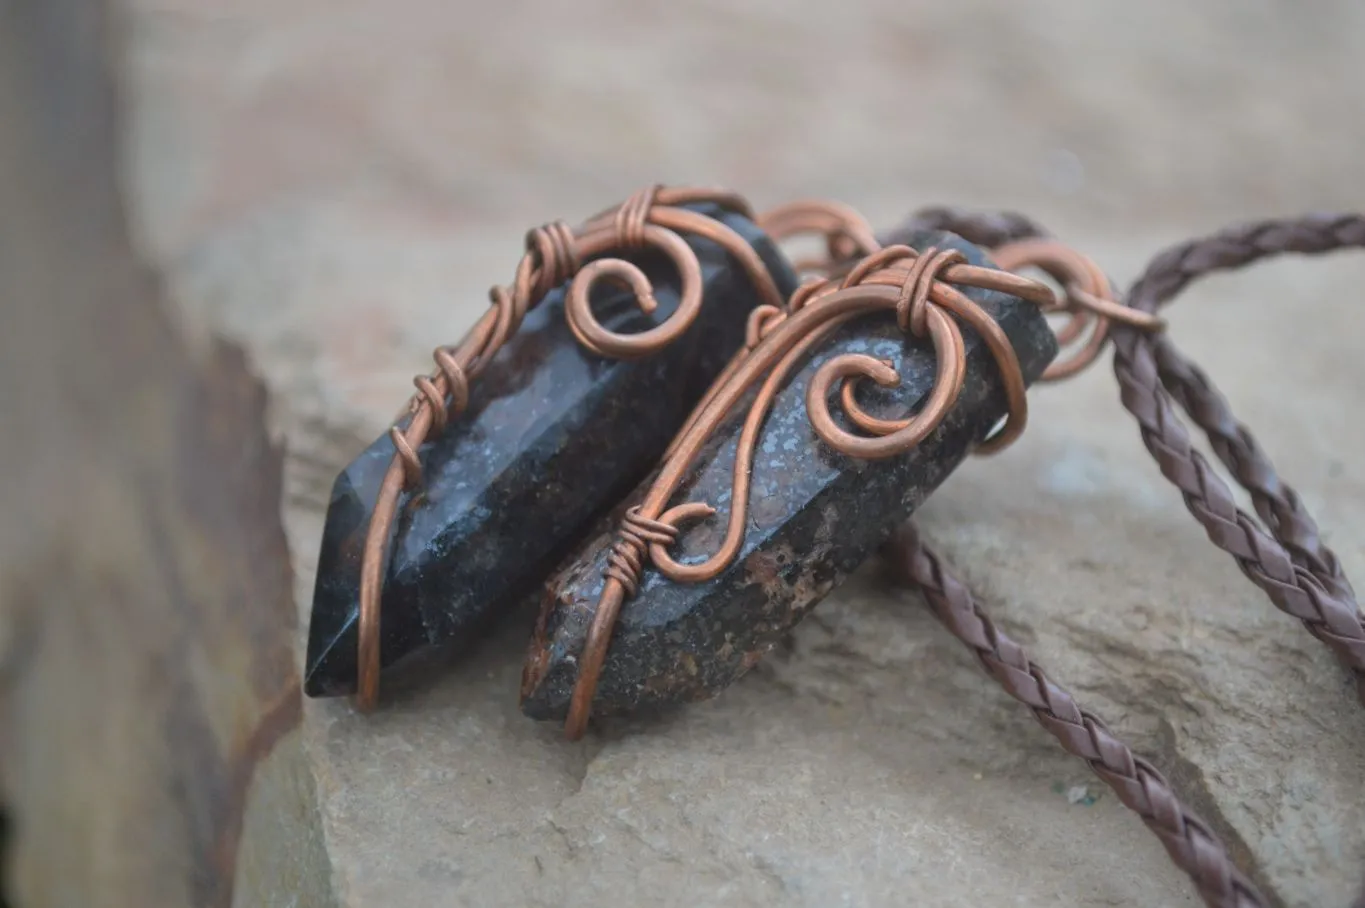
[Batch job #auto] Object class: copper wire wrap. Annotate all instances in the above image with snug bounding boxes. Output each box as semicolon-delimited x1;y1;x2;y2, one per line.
563;239;1061;740
755;198;1160;381
885;209;1165;380
353;186;787;710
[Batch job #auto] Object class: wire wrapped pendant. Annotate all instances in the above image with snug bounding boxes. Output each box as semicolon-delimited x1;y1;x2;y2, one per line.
304;187;798;705
520;227;1065;738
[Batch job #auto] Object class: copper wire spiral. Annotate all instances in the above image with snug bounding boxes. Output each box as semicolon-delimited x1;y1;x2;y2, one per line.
563;236;1079;739
353;185;787;710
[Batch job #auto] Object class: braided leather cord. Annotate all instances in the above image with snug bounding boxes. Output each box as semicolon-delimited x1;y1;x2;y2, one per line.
1113;215;1365;688
886;523;1267;908
880;210;1365;906
1153;341;1355;601
887;206;1052;249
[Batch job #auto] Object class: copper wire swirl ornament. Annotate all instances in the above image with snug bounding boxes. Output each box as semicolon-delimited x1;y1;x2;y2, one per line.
353;185;788;710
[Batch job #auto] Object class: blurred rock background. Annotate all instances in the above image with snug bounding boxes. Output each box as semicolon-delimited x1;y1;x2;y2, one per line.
83;0;1365;905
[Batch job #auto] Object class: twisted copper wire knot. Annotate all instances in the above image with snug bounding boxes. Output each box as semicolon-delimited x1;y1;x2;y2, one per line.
352;186;787;711
392;348;469;487
605;506;699;596
527;219;582;297
894;247;964;336
614;186;658;250
564;236;1058;740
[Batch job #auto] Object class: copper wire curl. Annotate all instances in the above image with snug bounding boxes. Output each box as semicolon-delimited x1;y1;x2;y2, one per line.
990;238;1165;381
562;238;1062;740
756;199;881;274
353;185;788;710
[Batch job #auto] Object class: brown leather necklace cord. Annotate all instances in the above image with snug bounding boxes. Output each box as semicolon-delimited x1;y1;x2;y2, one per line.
1114;215;1365;678
886;524;1268;908
883;211;1365;908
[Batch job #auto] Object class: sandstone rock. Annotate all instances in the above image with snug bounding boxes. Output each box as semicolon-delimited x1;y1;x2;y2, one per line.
0;7;324;908
118;1;1365;906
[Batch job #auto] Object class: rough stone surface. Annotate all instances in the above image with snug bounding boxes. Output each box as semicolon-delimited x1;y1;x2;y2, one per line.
523;231;1057;721
122;2;1365;906
304;203;794;698
0;6;326;907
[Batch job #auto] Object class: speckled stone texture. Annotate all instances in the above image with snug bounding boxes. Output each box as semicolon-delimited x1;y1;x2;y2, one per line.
304;204;796;698
522;230;1057;721
122;2;1365;906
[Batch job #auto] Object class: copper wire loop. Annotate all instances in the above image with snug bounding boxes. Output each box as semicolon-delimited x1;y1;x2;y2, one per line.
563;240;1059;739
756;199;881;274
352;186;788;710
986;238;1165;380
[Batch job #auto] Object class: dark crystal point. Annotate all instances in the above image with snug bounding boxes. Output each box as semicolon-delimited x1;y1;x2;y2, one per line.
520;230;1060;721
304;203;798;698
